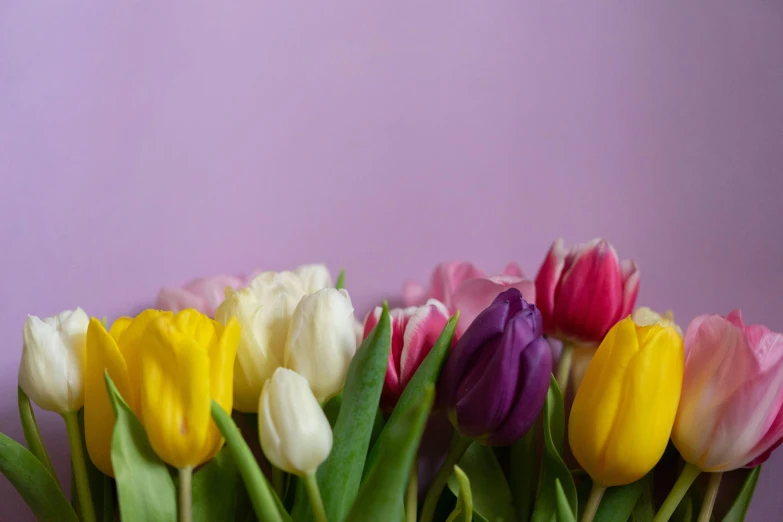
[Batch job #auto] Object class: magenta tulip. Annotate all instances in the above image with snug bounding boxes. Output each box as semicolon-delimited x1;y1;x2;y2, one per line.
672;310;783;471
535;238;639;345
363;299;451;410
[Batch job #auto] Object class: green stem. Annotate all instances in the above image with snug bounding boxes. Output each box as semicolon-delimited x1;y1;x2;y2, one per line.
178;467;193;522
406;460;418;522
581;482;606;522
653;463;701;522
304;471;328;522
420;436;472;522
272;467;285;500
63;412;96;522
18;387;59;486
210;402;283;522
696;472;722;522
556;341;574;394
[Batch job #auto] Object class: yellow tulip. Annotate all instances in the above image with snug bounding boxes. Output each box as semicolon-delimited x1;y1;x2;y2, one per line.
84;309;240;474
568;316;683;486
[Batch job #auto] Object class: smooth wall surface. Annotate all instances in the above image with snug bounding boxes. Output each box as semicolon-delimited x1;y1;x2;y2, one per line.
2;2;782;518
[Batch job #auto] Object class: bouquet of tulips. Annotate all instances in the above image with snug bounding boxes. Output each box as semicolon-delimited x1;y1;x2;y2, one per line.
2;240;780;522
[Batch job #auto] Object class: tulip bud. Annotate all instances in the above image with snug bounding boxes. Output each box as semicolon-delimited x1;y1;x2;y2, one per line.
18;308;90;414
156;274;246;317
284;288;357;403
672;310;783;471
295;264;333;293
258;368;333;475
363;299;450;410
632;306;683;337
535;238;639;345
215;271;306;412
569;317;683;486
439;288;552;445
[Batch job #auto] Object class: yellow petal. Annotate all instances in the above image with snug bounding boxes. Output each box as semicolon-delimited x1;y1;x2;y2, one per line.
174;309;218;351
569;317;639;483
600;325;684;485
140;315;211;469
84;318;131;477
109;317;133;343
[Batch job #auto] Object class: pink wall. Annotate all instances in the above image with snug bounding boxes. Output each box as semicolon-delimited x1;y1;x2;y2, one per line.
2;1;782;518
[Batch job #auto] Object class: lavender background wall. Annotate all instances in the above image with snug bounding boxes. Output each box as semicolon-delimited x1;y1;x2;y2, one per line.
2;1;782;519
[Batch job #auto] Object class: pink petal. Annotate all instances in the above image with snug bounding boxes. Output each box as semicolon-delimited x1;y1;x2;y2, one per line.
619;260;640;318
452;276;536;336
402;281;428;307
155;287;210;315
365;306;417;409
399;300;451;387
184;275;245;315
725;309;746;328
502;262;524;278
534;239;567;334
429;262;485;309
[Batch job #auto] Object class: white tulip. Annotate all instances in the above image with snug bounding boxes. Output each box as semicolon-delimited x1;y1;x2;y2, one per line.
258;368;333;475
284;288;357;403
216;270;307;412
295;264;333;293
18;308;90;413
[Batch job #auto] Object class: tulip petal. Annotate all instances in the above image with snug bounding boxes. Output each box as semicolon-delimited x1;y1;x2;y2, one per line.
84;318;132;476
552;240;624;342
454;309;540;437
399;300;450;387
452;276;536;336
534;239;567;333
429;262;485;309
619;260;640;319
503;262;525;278
140;317;212;469
201;318;240;462
402;281;428;307
156;287;209;316
600;325;683;485
109;317;133;343
569;317;639;482
487;336;552;445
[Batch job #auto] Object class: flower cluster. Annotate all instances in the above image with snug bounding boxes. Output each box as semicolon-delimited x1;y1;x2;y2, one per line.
4;241;781;522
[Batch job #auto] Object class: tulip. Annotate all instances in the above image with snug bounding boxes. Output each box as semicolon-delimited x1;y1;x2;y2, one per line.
258;367;333;475
451;275;535;336
18;308;89;414
632;306;683;337
295;264;333;293
84;309;239;475
535;238;639;345
156;274;248;317
284;288;356;403
403;261;524;309
672;310;783;471
439;288;551;445
215;270;306;412
569;316;683;487
362;299;450;410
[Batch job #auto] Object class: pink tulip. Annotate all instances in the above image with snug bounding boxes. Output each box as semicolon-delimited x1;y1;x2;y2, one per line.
363;299;451;410
156;274;247;317
451;275;536;336
535;238;639;345
672;310;783;471
403;261;525;309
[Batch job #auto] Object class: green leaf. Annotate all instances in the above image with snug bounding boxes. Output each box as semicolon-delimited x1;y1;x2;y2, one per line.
210;401;286;522
593;478;645;522
365;314;458;476
448;442;517;522
555;479;577;522
71;408;110;521
17;387;59;484
0;432;79;522
293;302;393;522
510;424;538;522
104;371;177;522
454;465;474;522
323;394;342;428
722;466;761;522
335;269;346;290
344;387;434;522
531;376;577;522
192;446;240;522
671;489;696;522
630;474;654;522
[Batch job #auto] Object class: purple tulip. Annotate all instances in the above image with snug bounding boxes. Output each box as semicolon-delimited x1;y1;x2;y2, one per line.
439;288;552;445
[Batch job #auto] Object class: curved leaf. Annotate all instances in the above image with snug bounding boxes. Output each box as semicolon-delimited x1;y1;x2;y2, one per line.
0;432;79;522
722;466;761;522
510;424;538;522
531;376;577;522
193;446;240;522
454;465;474;522
555;479;576;522
17;387;58;483
448;442;516;522
344;387;434;522
105;371;177;522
